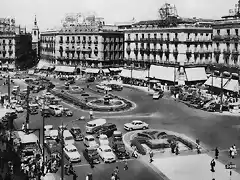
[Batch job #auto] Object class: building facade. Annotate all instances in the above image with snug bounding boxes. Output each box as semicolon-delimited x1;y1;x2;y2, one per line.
123;17;213;68
40;13;124;68
0;17;32;69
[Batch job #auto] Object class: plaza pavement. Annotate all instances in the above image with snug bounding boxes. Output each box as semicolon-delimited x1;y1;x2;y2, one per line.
149;153;240;180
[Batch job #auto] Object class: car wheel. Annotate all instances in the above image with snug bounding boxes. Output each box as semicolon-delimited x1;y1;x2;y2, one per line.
130;128;133;131
143;126;146;130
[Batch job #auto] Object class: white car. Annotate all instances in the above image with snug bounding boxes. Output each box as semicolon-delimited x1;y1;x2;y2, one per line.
49;130;58;140
57;105;64;112
96;84;104;90
153;92;160;100
97;145;116;163
83;135;99;148
64;144;81;162
103;86;112;91
124;120;149;131
15;105;24;113
99;134;109;146
44;125;53;137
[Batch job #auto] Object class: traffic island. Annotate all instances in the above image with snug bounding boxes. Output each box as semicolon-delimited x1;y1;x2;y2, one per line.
123;129;198;156
50;88;135;113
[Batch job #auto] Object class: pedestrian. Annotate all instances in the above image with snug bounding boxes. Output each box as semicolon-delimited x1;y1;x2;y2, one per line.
210;159;216;172
90;158;94;169
215;147;219;159
233;144;237;155
123;160;128;170
196;139;200;146
89;109;93;119
111;173;116;180
149;150;153;163
175;144;179;155
114;166;119;176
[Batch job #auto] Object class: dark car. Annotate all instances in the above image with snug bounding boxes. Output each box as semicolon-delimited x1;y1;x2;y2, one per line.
86;77;95;82
68;79;75;84
32;86;40;93
44;139;61;154
96;123;117;138
63;108;73;116
112;142;130;160
83;147;100;164
29;108;38;115
41;108;51;117
5;112;18;119
108;84;123;91
69;127;83;141
59;77;67;81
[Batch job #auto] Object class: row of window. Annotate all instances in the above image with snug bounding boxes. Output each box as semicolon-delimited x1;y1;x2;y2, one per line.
127;33;211;39
127;43;211;49
216;29;239;36
0;39;14;45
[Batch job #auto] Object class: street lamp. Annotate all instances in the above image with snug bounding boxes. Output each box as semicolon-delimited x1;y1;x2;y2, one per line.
130;59;133;86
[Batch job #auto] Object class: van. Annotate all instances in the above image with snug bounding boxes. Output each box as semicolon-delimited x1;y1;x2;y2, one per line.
113;131;122;142
60;130;75;145
49;105;62;117
85;119;107;134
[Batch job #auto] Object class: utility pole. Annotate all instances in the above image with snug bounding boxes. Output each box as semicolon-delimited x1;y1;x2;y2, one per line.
61;121;64;180
211;70;214;98
220;72;223;113
148;62;150;92
8;75;10;104
42;97;46;176
130;59;133;86
26;86;30;130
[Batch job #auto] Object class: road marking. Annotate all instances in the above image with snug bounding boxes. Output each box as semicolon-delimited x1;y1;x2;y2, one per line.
73;158;135;168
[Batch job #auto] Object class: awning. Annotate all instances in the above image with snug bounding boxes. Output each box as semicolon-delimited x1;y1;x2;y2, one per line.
185;67;207;81
224;79;239;92
83;68;100;74
8;65;15;69
204;76;239;92
28;70;35;75
149;65;176;82
55;66;75;73
102;69;110;73
109;68;122;72
120;69;148;80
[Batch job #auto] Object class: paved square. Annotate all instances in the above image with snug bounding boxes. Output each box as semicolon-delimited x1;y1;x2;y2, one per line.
152;154;240;180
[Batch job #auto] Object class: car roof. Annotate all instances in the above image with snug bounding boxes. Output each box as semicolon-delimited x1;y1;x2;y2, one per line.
65;144;76;149
100;145;111;150
103;123;115;127
99;134;107;138
50;130;58;134
85;135;94;139
132;120;143;123
45;125;53;129
71;127;81;130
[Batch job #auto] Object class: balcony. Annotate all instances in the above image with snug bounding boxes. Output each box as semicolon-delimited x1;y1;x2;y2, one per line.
140;48;144;55
59;40;63;44
94;40;98;44
173;38;180;43
69;47;75;51
212;35;222;41
186;38;192;43
71;40;75;44
223;49;231;55
144;48;151;55
82;48;92;53
82;40;86;44
125;38;131;42
2;43;6;46
76;47;81;52
9;42;13;46
8;49;13;53
214;48;221;54
88;40;92;44
173;49;178;56
232;49;239;56
120;39;123;43
126;47;131;53
150;49;157;54
133;38;139;42
94;48;98;53
76;40;81;44
65;47;70;52
66;41;70;44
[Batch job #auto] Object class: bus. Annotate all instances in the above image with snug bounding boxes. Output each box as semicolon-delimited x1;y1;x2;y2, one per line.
13;131;42;161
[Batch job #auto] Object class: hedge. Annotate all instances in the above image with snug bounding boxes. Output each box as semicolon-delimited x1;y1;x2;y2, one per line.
130;139;146;155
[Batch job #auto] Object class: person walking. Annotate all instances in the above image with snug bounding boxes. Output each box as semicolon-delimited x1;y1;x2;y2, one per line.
123;160;128;170
210;159;216;172
215;147;219;159
149;150;153;163
89;109;93;119
111;173;116;180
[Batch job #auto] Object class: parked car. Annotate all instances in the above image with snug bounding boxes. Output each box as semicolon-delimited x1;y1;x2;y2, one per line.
29;108;38;115
63;108;73;117
96;123;117;138
64;144;81;163
124;120;149;131
83;147;100;164
86;77;95;82
69;127;83;141
83;135;98;148
98;134;109;146
152;91;163;100
5;112;18;120
15;105;24;113
59;77;67;81
41;108;51;117
97;145;116;163
112;142;130;160
108;84;123;91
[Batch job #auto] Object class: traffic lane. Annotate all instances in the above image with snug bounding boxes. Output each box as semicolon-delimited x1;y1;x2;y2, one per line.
72;159;163;180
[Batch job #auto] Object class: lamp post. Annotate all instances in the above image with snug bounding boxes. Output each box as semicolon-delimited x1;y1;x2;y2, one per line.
148;62;150;92
7;75;11;104
130;59;133;86
25;86;30;130
42;97;46;175
61;121;64;180
220;71;223;113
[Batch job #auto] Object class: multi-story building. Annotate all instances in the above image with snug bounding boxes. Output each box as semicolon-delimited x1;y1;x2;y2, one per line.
40;13;124;68
123;4;214;69
0;17;33;69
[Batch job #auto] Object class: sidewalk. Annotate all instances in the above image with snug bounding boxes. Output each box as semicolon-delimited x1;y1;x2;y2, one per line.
149;154;240;180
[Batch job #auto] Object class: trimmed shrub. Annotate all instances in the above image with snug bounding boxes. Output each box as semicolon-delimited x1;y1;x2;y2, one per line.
130;139;146;155
146;140;170;149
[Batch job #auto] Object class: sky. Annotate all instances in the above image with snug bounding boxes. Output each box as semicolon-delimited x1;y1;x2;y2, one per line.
0;0;238;31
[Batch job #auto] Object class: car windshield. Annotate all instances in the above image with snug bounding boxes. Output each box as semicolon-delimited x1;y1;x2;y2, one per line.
87;123;95;127
73;129;81;133
55;108;60;111
72;87;79;90
65;136;73;141
88;149;97;155
88;138;94;141
100;136;108;140
104;149;111;152
68;148;77;152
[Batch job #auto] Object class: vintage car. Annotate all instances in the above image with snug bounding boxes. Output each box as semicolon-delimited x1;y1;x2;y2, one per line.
83;147;100;164
97;145;116;163
112;142;130;160
64;144;81;163
124;120;149;131
69;127;83;141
